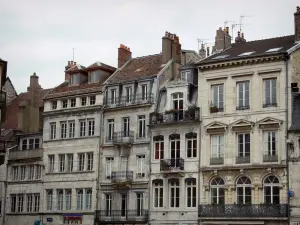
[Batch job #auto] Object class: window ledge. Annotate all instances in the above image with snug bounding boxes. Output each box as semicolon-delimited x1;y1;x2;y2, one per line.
44;135;98;143
8;179;42;184
45;170;95;175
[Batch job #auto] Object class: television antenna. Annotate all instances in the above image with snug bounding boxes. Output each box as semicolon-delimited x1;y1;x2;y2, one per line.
224;20;235;29
72;48;75;62
239;15;252;32
197;38;209;52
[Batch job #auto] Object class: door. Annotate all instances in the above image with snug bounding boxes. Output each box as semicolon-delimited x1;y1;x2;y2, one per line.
121;193;127;217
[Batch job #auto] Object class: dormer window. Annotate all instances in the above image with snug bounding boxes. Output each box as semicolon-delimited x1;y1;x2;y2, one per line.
51;101;57;110
111;89;117;104
141;85;147;100
70;73;81;85
81;97;87;106
90;70;101;83
21;138;40;150
181;71;191;82
62;100;68;108
70;98;76;107
90;96;96;105
126;87;133;103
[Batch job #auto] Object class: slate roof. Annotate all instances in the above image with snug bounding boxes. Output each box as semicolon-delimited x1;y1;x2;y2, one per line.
197;35;297;65
289;93;300;131
87;61;116;72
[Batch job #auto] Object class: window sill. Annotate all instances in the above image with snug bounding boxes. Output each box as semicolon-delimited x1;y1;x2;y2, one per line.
45;170;95;175
44;136;98;143
8;179;42;184
263;103;278;108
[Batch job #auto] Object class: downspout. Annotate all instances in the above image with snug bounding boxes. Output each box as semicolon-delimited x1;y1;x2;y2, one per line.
284;52;290;224
197;68;202;225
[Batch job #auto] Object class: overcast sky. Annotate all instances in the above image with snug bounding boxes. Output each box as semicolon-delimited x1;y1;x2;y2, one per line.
0;0;299;93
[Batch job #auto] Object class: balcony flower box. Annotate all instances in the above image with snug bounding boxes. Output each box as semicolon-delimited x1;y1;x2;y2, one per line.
210;105;218;113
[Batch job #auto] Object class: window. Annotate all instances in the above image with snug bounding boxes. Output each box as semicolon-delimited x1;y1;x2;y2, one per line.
80;120;86;137
65;189;72;210
70;98;76;107
210;177;225;204
121;194;127;217
172;93;184;121
107;119;114;141
264;78;277;107
27;194;33;212
88;119;95;136
264;176;280;204
141;85;147;101
138;115;146;138
187;134;197;158
20;166;26;180
105;194;112;216
70;73;80;85
169;179;180;208
90;70;101;83
78;153;85;171
105;157;113;179
87;153;93;171
211;135;224;159
211;84;224;111
67;154;73;172
237;81;250;109
81;97;87;106
48;155;55;172
46;190;53;210
120;156;128;172
29;165;34;180
137;155;145;178
22;139;27;150
62;99;68;108
236;176;252;204
237;133;250;160
57;190;63;210
68;121;75;138
136;193;144;216
12;166;18;180
154;136;164;160
123;117;130;136
170;135;181;168
34;138;40;149
34;194;40;212
181;70;191;82
29;139;34;149
17;195;24;212
60;122;67;139
125;87;133;103
110;89;117;104
51;101;57;110
186;179;197;207
50;123;56;140
86;189;92;210
76;189;83;210
35;165;41;179
59;155;65;172
89;96;96;105
11;195;16;212
264;131;277;158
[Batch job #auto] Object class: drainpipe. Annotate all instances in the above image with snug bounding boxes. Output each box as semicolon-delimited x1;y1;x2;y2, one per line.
284;52;290;224
197;86;202;225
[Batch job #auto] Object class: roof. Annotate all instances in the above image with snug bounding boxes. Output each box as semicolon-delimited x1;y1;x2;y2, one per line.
106;54;163;84
87;61;116;72
197;35;297;65
289;93;300;131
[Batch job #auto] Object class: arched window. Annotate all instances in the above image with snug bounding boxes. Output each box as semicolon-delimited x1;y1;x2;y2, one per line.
57;190;63;210
76;189;83;210
169;179;180;208
236;176;251;204
153;180;163;208
210;177;225;204
186;178;196;207
264;176;280;204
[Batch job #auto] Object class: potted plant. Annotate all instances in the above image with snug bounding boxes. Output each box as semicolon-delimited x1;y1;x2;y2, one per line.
210;103;218;113
186;104;197;119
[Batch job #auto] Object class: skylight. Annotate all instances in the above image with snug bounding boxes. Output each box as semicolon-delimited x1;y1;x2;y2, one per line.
212;55;230;60
265;47;283;53
238;51;255;56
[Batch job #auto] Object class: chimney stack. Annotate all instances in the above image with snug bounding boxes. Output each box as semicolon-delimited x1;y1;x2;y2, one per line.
27;72;41;91
162;31;182;64
65;60;75;81
214;27;231;53
207;47;210;57
235;31;247;44
199;43;206;59
295;6;300;42
118;44;132;68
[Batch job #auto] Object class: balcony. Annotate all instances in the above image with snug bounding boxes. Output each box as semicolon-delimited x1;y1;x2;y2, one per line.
111;171;133;184
236;155;250;164
0;91;6;108
112;131;134;146
263;154;278;162
149;107;200;125
105;94;154;108
96;210;148;224
9;148;43;161
160;158;184;172
210;157;224;165
199;204;288;218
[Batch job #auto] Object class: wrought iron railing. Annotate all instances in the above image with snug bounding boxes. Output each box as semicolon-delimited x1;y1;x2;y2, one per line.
9;148;43;160
112;131;134;145
105;94;154;108
160;158;184;171
210;157;224;165
236;155;250;164
199;204;288;218
111;171;133;183
96;210;148;223
149;107;200;125
263;154;278;162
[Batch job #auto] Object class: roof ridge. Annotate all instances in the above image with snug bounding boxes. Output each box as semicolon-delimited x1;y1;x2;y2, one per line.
132;53;161;60
233;34;295;45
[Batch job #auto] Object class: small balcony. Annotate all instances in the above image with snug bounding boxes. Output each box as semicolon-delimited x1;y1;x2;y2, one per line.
0;91;6;108
112;131;134;146
236;155;250;164
263;154;278;162
95;210;148;224
105;94;154;108
149;107;200;125
9;148;43;161
199;204;288;218
111;171;133;184
160;158;184;171
210;157;224;165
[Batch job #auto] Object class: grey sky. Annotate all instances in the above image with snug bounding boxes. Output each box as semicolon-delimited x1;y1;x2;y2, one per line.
0;0;299;93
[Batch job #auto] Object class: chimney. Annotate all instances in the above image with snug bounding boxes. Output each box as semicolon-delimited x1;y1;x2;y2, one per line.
214;27;232;52
162;31;173;64
171;34;181;64
199;43;206;59
235;31;246;43
65;60;74;81
118;44;132;68
295;6;300;41
207;47;210;57
27;72;41;91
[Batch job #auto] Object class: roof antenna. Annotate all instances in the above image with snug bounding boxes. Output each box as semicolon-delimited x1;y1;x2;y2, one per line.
197;38;208;52
239;15;252;32
72;48;75;62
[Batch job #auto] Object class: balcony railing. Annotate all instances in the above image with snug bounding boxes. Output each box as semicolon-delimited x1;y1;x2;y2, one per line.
112;131;134;145
210;157;224;165
160;158;184;171
105;94;154;108
111;171;133;183
149;107;200;125
263;154;278;162
236;155;250;164
96;210;148;223
9;148;43;161
199;204;288;218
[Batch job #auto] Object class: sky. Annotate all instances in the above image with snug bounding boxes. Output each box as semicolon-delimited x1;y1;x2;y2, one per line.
0;0;299;93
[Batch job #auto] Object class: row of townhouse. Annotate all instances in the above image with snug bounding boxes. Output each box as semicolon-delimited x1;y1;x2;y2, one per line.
0;5;300;225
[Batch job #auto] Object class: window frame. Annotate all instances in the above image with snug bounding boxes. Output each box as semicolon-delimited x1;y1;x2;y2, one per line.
153;181;163;208
210;177;225;205
236;176;252;204
236;81;250;109
186;135;197;158
263;78;277;107
169;179;180;208
186;179;197;208
211;84;224;111
138;115;146;138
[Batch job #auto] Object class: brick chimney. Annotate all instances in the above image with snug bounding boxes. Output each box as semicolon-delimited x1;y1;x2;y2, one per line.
199;43;206;59
27;72;41;92
295;6;300;42
171;34;181;64
65;60;75;81
235;31;246;44
118;44;132;68
162;31;182;64
214;27;231;52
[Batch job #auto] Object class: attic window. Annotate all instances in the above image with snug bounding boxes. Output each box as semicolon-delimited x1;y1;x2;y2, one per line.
265;47;283;53
238;51;255;56
90;70;101;83
212;55;229;60
70;73;81;85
